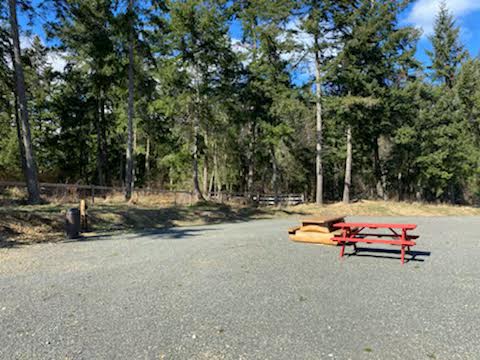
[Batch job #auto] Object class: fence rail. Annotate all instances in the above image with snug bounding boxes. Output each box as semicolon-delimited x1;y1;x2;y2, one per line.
0;181;305;206
252;194;305;206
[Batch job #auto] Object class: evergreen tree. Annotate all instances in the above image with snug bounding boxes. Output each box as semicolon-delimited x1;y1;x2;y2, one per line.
416;87;476;202
48;0;120;186
426;1;468;89
168;0;239;200
298;0;350;204
233;0;294;196
330;0;419;203
0;0;479;206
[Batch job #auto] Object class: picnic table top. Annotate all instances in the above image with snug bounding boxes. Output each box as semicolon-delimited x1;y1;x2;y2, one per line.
333;222;417;230
301;215;345;225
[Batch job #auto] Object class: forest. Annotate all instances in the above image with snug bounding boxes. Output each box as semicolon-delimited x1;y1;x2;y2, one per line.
1;0;479;205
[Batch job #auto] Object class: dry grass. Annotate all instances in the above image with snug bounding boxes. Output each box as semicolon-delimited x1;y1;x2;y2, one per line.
293;200;480;217
1;194;480;247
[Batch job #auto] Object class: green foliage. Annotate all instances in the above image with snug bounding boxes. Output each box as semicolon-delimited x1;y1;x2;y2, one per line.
426;1;468;88
1;0;479;204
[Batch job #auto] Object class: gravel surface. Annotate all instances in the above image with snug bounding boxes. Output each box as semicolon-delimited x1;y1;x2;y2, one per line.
1;216;479;359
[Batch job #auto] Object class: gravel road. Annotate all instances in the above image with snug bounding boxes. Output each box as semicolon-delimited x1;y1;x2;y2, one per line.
1;216;479;359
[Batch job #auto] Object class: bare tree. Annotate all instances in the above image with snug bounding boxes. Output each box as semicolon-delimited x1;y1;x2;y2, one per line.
8;0;40;204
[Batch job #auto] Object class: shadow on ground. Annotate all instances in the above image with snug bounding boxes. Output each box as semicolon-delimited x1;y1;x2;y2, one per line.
344;246;431;263
69;227;221;244
1;201;308;248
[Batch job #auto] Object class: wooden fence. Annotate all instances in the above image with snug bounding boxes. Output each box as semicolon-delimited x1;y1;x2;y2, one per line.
252;193;305;206
0;181;305;206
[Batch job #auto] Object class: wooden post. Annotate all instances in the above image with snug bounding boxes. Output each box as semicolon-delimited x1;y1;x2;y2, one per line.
91;185;95;204
79;199;88;231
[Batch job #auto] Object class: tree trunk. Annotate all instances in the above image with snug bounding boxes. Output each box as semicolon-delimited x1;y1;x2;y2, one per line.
125;0;135;200
333;162;339;200
373;139;386;200
145;136;150;188
203;159;208;198
247;122;255;195
213;145;219;196
119;147;124;186
96;91;107;186
192;108;204;201
9;0;40;204
314;36;323;205
203;132;209;198
397;171;404;201
343;125;352;204
14;94;27;178
271;147;278;205
208;170;214;198
246;26;258;198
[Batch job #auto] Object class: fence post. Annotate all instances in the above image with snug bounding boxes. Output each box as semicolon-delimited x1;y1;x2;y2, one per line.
91;185;95;204
80;199;88;231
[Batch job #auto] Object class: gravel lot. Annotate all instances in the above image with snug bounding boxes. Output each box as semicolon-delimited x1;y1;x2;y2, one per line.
1;216;479;359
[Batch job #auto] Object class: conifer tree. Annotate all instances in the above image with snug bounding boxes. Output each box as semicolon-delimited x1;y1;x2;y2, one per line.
298;0;350;205
331;0;419;203
169;0;238;201
48;0;119;186
426;1;468;89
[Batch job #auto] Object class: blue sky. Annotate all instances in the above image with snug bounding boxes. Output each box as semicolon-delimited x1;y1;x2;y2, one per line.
402;0;480;64
19;0;480;74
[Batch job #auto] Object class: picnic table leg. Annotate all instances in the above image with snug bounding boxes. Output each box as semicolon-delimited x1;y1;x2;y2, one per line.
340;241;346;258
339;228;347;259
400;229;407;265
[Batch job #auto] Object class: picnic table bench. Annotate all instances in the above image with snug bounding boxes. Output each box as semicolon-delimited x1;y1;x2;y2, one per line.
331;222;418;264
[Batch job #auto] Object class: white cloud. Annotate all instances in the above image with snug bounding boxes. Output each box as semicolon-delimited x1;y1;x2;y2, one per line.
230;37;250;55
230;37;253;67
19;35;67;72
405;0;480;36
20;35;34;49
230;18;335;85
281;18;339;84
46;52;67;72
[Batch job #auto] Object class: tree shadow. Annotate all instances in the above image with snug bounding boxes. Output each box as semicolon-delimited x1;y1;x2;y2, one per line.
0;226;26;249
64;226;220;243
89;202;308;230
1;201;309;247
344;246;431;263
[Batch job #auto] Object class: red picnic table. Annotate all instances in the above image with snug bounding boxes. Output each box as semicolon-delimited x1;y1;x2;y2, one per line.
331;222;418;264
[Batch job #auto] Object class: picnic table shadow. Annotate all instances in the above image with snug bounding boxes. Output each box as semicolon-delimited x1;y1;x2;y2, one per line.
343;246;431;263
